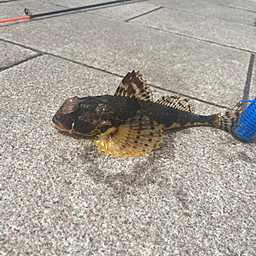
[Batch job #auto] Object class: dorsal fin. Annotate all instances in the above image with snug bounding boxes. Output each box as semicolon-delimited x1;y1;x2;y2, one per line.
114;70;153;102
155;95;195;113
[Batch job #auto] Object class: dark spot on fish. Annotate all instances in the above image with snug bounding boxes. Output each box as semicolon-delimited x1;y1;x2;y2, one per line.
139;121;143;130
136;135;140;139
144;143;149;147
224;123;228;132
149;132;154;137
140;89;145;94
134;140;138;144
133;78;139;84
130;89;136;95
137;130;141;134
137;82;143;89
150;126;155;130
148;138;152;142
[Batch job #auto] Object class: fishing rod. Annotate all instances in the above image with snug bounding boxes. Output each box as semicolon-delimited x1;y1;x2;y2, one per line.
0;0;132;23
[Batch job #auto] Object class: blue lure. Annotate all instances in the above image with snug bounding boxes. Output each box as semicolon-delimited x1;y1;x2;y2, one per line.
233;98;256;141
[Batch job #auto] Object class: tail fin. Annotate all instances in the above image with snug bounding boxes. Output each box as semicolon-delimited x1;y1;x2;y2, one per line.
213;110;243;138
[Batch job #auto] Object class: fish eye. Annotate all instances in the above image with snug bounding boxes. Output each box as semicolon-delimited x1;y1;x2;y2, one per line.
80;104;94;112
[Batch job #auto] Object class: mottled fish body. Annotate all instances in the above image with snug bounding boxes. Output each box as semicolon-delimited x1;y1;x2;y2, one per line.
53;71;242;158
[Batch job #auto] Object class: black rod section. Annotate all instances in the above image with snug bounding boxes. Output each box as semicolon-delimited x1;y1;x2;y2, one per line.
24;0;133;18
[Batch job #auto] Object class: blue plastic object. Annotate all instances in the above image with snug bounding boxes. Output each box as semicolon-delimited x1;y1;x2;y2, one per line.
233;97;256;140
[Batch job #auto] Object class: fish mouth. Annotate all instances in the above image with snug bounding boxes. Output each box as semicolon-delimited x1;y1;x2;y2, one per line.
52;115;97;136
52;116;70;133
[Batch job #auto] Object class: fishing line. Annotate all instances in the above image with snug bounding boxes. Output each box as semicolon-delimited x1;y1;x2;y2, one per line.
232;52;255;110
241;52;255;110
232;52;256;141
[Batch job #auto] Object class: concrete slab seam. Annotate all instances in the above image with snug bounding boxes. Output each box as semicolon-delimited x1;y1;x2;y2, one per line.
125;6;163;22
0;39;234;110
193;0;256;13
0;53;43;72
158;5;256;28
140;25;253;53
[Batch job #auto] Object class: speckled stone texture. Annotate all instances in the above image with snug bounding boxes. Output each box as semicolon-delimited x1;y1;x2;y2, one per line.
1;0;256;255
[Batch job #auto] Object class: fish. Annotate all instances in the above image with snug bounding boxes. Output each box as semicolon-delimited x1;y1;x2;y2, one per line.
53;70;243;158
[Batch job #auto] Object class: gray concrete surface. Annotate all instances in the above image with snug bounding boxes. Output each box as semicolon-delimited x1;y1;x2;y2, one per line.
0;0;256;255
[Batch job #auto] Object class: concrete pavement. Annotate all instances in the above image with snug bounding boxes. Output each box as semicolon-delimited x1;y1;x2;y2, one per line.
0;0;256;255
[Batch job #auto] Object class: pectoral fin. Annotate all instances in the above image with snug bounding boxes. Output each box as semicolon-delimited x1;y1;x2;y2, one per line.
93;116;163;159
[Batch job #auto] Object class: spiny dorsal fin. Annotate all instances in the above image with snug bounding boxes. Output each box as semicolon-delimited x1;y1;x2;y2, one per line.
93;116;163;159
114;70;153;102
155;95;195;113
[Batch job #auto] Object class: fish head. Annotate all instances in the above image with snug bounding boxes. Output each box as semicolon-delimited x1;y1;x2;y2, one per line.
53;96;114;136
53;96;83;133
